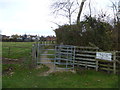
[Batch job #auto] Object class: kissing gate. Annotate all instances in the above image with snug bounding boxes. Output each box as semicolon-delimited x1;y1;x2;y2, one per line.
32;43;76;70
32;42;120;74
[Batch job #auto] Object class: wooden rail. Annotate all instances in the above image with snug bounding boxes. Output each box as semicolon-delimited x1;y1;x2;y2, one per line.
32;43;120;74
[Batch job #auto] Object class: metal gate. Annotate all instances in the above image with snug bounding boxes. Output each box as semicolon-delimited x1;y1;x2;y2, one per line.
32;43;120;74
32;43;99;70
54;45;75;70
32;43;76;70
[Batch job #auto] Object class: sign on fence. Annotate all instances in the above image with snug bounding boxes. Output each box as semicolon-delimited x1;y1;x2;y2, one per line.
96;52;112;61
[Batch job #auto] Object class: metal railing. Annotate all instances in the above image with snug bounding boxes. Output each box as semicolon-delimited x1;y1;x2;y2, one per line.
32;43;120;74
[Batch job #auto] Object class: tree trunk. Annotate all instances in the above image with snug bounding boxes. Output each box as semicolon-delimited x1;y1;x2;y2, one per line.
77;1;86;25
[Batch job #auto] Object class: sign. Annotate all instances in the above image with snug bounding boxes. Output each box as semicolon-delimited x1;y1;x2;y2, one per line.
96;52;112;61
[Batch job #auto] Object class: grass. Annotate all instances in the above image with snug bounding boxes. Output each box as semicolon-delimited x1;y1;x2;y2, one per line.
2;47;31;59
49;70;118;88
2;42;119;88
2;64;49;88
2;42;35;47
2;68;118;88
2;42;35;59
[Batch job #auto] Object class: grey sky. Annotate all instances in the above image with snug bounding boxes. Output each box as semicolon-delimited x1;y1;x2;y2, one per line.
0;0;119;36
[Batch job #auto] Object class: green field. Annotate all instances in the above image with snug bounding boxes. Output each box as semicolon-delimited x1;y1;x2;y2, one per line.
2;42;119;88
2;42;35;59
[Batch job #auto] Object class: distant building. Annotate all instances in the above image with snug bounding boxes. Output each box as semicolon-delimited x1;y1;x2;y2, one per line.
1;34;56;42
22;34;38;42
16;35;23;41
46;36;56;41
46;36;51;41
40;36;46;41
2;35;10;41
51;36;56;41
29;35;38;41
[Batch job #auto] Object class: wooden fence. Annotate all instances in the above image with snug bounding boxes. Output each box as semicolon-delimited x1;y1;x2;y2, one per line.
32;43;120;74
74;46;99;70
74;46;120;74
96;51;120;74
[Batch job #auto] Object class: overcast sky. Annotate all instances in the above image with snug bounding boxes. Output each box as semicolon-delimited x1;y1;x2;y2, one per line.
0;0;119;36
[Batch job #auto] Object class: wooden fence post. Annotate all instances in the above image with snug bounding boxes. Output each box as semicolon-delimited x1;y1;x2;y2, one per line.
107;63;110;74
95;49;99;71
73;46;76;69
66;47;68;71
35;44;38;65
96;60;98;71
85;63;87;69
54;45;57;71
8;47;10;56
32;44;34;66
113;51;116;74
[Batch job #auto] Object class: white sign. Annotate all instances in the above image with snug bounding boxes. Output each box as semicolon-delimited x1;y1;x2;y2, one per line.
96;52;112;61
82;0;86;2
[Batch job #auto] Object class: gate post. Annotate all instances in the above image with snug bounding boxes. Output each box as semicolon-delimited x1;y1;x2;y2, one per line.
32;44;36;67
95;48;99;71
113;51;116;74
96;60;98;71
73;46;76;69
54;45;57;71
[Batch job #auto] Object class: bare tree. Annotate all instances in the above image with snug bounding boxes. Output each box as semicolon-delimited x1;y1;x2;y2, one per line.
76;0;86;24
51;0;87;25
88;0;91;17
51;0;78;25
110;0;119;24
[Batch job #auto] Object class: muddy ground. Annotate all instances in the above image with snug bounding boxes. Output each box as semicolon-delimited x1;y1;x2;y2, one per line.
2;58;23;75
2;58;23;64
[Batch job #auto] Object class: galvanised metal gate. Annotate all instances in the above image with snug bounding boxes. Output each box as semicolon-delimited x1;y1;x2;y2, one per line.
32;43;76;70
32;43;99;70
54;45;76;70
32;43;120;74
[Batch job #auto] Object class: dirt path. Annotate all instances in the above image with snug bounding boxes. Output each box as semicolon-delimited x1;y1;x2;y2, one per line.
38;51;76;76
39;51;56;76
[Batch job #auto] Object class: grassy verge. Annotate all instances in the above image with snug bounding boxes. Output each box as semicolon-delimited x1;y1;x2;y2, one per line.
3;68;118;88
2;42;119;88
3;64;49;88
